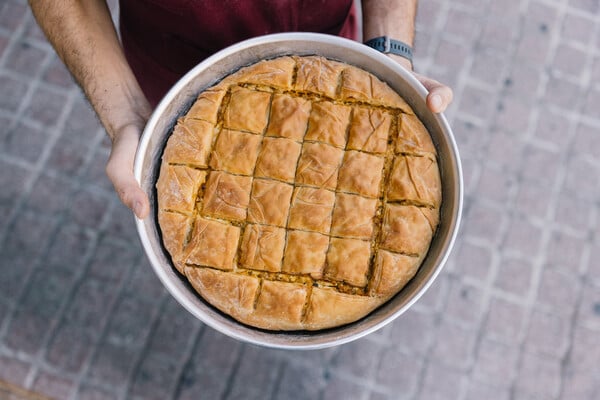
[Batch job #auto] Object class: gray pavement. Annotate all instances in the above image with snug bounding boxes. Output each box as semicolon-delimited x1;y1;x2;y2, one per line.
0;0;599;399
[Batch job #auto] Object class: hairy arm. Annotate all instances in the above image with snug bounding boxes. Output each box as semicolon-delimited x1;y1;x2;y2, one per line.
361;0;453;112
29;0;151;218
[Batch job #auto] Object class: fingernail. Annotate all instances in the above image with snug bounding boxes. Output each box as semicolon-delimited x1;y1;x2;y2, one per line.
133;201;144;218
430;94;442;110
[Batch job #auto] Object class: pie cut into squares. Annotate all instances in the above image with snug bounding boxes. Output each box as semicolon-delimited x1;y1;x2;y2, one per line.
185;88;227;124
288;187;336;234
325;237;372;287
210;129;262;175
347;107;393;154
396;113;437;155
282;230;329;279
294;55;346;98
223;86;271;133
254;137;302;183
380;204;436;256
162;118;215;167
202;171;252;221
239;224;286;272
185;217;240;270
295;142;344;190
337;150;385;198
388;155;442;208
155;164;205;213
304;101;352;148
330;193;378;239
157;55;442;331
266;94;311;141
247;178;293;227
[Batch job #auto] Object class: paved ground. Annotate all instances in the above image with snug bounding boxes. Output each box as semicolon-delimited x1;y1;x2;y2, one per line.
1;0;599;399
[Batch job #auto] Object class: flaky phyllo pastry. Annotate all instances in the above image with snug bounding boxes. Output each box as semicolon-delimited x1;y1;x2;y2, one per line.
156;56;441;330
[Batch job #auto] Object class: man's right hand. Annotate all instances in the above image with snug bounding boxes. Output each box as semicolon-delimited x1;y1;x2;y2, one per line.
105;123;150;219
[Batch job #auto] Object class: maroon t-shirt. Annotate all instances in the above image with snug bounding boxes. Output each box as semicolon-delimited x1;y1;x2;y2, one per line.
119;0;358;106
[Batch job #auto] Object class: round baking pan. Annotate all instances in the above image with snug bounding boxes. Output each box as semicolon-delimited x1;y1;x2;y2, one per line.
134;32;463;350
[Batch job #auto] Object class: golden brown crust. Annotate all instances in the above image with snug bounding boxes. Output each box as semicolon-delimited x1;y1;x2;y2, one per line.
157;56;442;331
388;155;442;208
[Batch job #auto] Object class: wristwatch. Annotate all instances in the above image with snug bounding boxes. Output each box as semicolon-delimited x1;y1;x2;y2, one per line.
364;36;413;61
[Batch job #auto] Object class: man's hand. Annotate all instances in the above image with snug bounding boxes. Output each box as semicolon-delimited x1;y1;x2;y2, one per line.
105;123;150;219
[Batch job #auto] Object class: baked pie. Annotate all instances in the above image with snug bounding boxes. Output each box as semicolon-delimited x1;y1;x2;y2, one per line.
156;55;441;331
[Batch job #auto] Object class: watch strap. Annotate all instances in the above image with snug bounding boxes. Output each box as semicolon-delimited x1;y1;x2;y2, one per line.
364;36;413;61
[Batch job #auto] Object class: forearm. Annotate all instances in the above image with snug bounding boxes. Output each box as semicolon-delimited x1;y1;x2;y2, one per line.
28;0;150;139
361;0;417;69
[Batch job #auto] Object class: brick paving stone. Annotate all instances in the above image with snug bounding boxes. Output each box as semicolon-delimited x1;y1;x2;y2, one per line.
86;340;140;391
532;107;572;150
457;84;496;123
442;7;479;43
582;88;600;120
271;360;326;400
494;256;533;298
569;0;599;13
576;281;600;330
535;267;580;316
175;328;241;400
0;355;31;387
320;373;368;400
465;381;510;400
524;308;569;358
545;230;586;271
515;352;562;399
494;96;533;135
484;131;526;174
476;165;515;205
483;297;526;344
444;278;485;326
224;345;282;400
431;318;476;370
573;120;600;162
45;322;97;373
5;41;48;78
24;172;73;215
374;346;422;398
472;338;519;388
553;43;588;79
502;216;543;257
0;1;28;32
3;121;50;164
453;240;493;282
503;64;543;103
22;85;69;127
514;182;554;221
0;159;30;202
103;294;156;348
416;363;464;400
45;136;90;177
587;240;600;285
389;308;435;355
84;150;113;192
76;385;118;400
563;157;600;201
103;202;138;241
31;371;75;400
329;336;382;378
553;192;594;234
0;73;28;112
130;354;180;400
468;49;507;87
464;202;505;245
86;238;139;284
451;118;488;156
521;144;562;187
542;73;581;110
66;186;111;228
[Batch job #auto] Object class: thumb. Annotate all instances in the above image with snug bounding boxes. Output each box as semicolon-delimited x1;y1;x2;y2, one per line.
412;72;454;114
105;125;150;219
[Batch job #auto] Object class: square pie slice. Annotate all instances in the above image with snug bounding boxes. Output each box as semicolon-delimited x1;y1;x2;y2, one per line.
240;224;286;272
337;151;385;198
247;178;293;227
331;193;378;239
288;187;335;234
185;217;240;270
255;137;302;183
282;230;329;279
210;129;262;175
305;102;351;148
202;171;252;221
295;142;344;190
162;119;215;167
266;94;311;141
223;86;271;133
388;155;442;208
